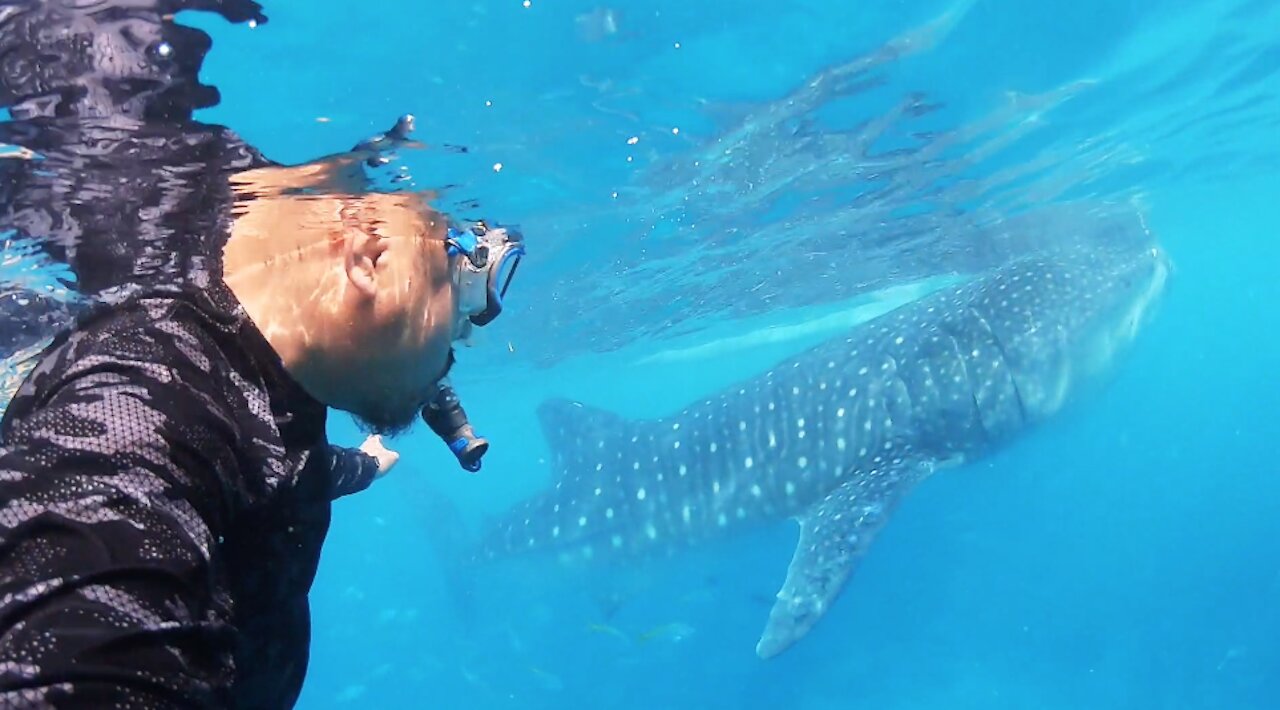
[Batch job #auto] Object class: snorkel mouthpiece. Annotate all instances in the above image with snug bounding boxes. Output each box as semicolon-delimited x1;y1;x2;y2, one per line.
447;434;489;473
422;382;489;472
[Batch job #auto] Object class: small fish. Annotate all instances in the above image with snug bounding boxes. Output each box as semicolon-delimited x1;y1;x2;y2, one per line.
586;622;631;644
1217;646;1246;671
460;664;481;686
638;622;696;644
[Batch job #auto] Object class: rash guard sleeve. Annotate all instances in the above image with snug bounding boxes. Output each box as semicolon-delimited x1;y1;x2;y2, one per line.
326;445;380;500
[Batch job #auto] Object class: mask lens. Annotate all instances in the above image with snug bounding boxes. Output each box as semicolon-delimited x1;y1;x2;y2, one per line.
466;231;525;328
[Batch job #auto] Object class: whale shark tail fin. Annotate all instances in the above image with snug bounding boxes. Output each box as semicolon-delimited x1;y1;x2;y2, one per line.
756;456;935;659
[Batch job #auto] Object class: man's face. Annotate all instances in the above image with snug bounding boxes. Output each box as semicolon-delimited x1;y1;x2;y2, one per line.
331;197;460;436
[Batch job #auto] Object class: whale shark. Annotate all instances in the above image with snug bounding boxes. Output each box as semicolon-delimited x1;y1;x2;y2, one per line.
479;241;1170;658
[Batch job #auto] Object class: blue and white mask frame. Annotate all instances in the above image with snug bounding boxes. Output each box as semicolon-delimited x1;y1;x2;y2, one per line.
447;221;525;329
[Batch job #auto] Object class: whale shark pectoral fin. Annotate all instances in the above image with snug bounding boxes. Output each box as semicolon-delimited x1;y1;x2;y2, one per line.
755;457;933;659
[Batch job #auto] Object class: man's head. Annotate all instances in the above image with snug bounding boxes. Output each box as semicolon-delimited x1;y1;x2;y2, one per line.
223;161;478;435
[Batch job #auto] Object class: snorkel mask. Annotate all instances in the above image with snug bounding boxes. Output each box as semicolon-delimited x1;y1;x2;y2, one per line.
447;221;525;332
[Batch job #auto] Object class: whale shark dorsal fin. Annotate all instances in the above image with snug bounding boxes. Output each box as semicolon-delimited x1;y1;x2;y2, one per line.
536;398;631;456
756;457;934;659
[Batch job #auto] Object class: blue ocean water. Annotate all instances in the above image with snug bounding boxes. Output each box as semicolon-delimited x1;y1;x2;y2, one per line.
179;1;1280;707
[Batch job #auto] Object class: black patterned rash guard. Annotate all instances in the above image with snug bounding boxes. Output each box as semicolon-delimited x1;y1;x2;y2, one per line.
0;292;380;708
0;1;393;706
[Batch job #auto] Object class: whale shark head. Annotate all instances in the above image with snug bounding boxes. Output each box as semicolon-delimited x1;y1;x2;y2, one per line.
1073;245;1170;364
980;243;1171;422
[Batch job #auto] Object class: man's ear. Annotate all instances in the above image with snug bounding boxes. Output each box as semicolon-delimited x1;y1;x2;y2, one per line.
344;230;388;299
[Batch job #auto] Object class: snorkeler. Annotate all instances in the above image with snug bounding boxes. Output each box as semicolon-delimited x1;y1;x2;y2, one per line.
0;1;522;707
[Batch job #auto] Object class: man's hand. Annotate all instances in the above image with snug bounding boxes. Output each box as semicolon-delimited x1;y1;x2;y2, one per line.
358;435;400;479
